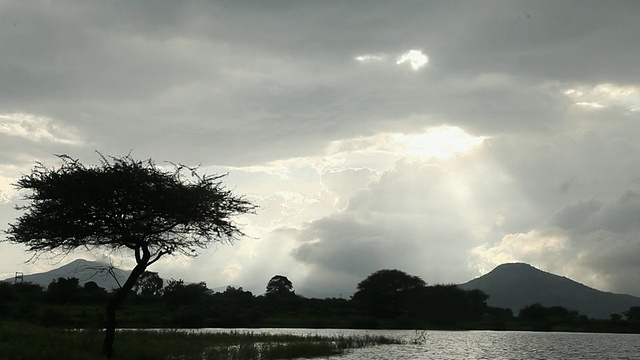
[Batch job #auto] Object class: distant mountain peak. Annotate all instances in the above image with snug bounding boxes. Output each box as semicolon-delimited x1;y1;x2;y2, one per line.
460;262;640;319
493;262;534;269
4;258;130;290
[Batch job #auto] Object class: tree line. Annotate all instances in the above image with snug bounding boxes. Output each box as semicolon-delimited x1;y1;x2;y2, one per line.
3;268;640;332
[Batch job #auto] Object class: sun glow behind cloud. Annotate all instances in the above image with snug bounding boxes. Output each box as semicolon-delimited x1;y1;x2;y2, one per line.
324;126;487;164
209;125;488;236
221;126;487;180
389;126;487;159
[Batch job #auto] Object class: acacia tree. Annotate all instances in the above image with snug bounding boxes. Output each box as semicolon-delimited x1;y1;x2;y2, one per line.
4;154;256;358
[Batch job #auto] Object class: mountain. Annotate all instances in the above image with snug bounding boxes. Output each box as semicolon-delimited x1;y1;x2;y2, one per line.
459;263;640;319
4;259;130;290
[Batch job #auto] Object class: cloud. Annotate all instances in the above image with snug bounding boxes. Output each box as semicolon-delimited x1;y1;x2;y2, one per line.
320;168;378;210
564;84;640;112
467;90;640;296
354;54;385;63
289;147;524;294
0;178;14;204
354;49;429;71
396;49;428;70
470;229;569;274
471;190;640;296
0;113;83;145
0;191;9;204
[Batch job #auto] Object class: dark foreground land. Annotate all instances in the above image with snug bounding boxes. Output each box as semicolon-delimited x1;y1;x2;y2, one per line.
4;296;640;360
4;272;640;359
0;322;400;360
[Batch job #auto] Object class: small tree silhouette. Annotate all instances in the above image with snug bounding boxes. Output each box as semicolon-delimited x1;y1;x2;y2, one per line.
352;269;426;318
266;275;294;296
134;271;164;297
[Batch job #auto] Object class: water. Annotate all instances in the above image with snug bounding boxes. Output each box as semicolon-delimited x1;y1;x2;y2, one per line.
194;328;640;359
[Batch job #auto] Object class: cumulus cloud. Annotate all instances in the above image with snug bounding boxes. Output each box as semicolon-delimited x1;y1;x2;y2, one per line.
471;190;640;296
471;229;569;274
467;92;640;296
289;147;525;294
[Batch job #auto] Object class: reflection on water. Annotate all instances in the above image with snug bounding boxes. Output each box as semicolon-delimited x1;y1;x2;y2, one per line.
195;328;640;360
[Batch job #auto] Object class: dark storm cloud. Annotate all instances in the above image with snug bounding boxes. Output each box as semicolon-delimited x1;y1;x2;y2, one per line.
4;1;637;166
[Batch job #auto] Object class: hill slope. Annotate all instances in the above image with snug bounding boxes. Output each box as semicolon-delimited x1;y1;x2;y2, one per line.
459;263;640;319
4;259;130;290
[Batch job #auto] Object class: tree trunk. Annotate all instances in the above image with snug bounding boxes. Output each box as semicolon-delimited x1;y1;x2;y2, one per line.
102;262;147;358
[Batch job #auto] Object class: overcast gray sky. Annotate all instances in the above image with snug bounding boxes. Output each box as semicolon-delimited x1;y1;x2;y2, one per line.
2;1;640;298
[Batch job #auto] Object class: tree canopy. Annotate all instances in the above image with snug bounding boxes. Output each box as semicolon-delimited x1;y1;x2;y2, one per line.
4;154;256;358
134;271;164;297
352;269;426;301
352;269;426;318
6;154;255;261
624;306;640;322
266;275;294;297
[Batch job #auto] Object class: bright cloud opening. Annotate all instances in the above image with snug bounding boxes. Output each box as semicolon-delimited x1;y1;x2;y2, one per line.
396;49;429;70
390;126;487;159
228;126;487;178
564;83;640;112
470;229;568;274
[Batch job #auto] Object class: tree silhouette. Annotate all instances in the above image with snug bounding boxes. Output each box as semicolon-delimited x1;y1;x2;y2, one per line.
409;284;488;325
162;279;212;310
221;286;254;306
83;281;108;303
352;269;426;318
134;271;164;297
518;303;546;320
4;154;255;358
0;282;14;304
46;277;81;305
266;275;294;296
624;306;640;322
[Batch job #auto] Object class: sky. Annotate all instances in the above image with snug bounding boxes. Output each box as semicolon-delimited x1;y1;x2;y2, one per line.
2;1;640;298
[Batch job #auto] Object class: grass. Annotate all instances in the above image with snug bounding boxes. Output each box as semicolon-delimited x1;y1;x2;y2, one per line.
0;322;401;360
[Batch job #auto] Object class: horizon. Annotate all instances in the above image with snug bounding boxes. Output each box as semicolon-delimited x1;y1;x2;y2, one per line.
6;258;637;300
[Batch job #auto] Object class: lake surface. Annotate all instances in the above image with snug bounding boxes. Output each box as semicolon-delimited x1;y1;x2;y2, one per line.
195;328;640;359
